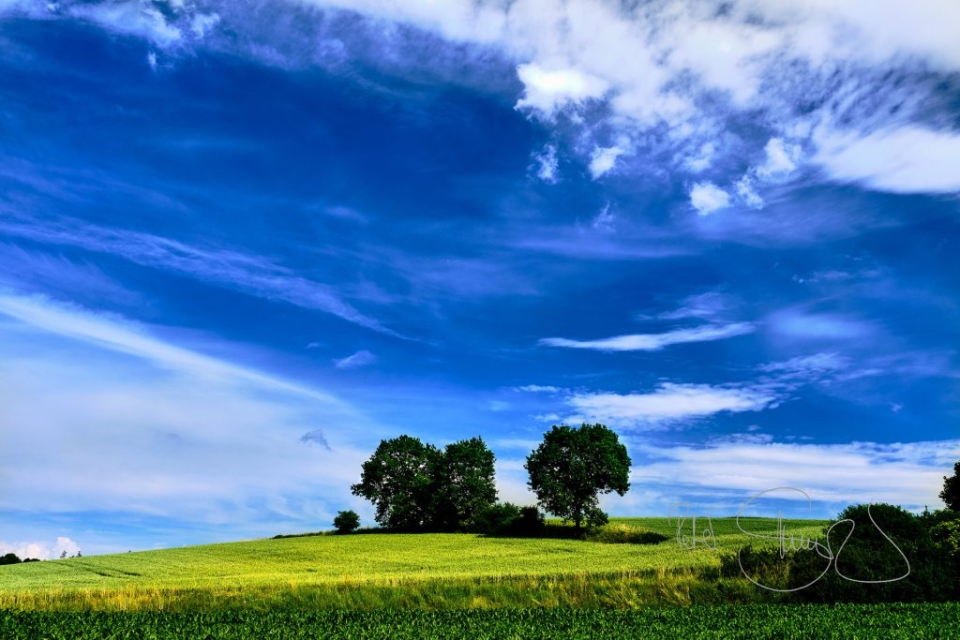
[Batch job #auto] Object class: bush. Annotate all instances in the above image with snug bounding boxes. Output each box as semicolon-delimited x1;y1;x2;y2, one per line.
722;504;960;603
333;510;361;534
0;553;21;566
589;523;669;545
472;503;545;536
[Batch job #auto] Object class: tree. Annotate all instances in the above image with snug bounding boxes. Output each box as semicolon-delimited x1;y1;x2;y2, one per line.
333;510;361;534
430;437;497;532
942;461;960;511
351;435;499;532
351;435;440;531
525;423;631;531
0;553;21;566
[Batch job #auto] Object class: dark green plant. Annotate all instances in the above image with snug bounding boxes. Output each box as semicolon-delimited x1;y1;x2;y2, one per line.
429;437;497;532
525;423;631;531
941;460;960;511
351;435;498;532
333;510;361;534
0;553;20;566
350;435;441;531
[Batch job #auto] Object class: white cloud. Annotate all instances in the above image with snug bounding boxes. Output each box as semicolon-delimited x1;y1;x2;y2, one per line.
190;12;220;38
0;292;345;403
814;124;960;194
768;310;873;341
333;349;376;369
591;205;616;231
634;438;960;510
515;63;609;116
513;385;560;393
757;138;800;178
0;217;400;337
735;176;764;208
33;0;960;198
69;1;181;47
684;142;715;173
567;383;776;429
533;144;559;183
0;292;380;533
588;145;626;179
0;537;80;561
654;292;736;321
541;322;755;352
759;353;848;377
689;182;731;215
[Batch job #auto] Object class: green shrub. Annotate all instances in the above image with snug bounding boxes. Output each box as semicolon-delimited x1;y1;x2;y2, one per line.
333;510;361;534
589;524;669;545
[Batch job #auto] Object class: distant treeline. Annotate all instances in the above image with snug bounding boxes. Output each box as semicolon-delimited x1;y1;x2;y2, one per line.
0;553;40;565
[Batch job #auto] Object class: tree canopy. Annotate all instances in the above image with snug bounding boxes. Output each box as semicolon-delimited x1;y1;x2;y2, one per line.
942;460;960;511
430;437;497;532
351;435;498;532
525;423;631;530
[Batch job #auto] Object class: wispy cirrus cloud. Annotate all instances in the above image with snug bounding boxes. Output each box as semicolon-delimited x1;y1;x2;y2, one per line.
814;125;960;194
541;322;755;352
333;350;376;369
0;291;346;403
0;216;403;338
0;291;381;538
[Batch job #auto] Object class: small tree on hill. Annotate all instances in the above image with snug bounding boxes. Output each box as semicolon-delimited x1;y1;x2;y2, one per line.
525;423;631;531
942;461;960;511
333;510;361;534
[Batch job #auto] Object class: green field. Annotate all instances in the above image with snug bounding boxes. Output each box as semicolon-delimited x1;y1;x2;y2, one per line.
3;517;958;637
0;518;824;609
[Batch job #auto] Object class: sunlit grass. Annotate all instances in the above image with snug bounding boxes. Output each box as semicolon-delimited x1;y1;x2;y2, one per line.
0;518;828;611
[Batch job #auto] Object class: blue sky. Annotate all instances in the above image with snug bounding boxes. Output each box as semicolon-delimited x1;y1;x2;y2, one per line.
2;0;959;558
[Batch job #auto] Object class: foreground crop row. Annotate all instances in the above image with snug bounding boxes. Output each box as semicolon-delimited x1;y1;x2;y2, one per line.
3;603;959;639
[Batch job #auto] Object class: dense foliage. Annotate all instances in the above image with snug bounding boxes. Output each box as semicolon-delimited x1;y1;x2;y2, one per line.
942;460;960;511
721;504;960;603
525;423;631;530
333;510;360;534
350;435;497;532
429;437;498;532
351;435;440;531
3;604;958;639
0;554;39;565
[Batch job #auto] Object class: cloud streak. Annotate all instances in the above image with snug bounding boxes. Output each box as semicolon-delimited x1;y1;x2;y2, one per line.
566;383;777;429
0;217;404;338
541;322;755;352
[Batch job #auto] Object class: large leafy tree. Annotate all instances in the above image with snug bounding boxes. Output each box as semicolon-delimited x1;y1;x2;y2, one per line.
942;461;960;511
351;435;498;531
525;423;631;531
430;437;498;532
350;435;440;531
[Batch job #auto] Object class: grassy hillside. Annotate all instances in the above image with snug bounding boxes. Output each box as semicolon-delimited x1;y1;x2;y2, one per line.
0;517;828;611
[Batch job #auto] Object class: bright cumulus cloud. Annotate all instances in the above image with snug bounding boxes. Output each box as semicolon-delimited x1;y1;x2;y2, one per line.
515;63;608;116
588;145;626;179
689;182;731;215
